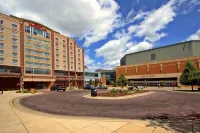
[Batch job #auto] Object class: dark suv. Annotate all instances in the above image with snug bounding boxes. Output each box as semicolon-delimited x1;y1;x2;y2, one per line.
50;84;66;91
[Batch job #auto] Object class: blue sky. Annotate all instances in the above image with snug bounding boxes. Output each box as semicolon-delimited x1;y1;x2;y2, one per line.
0;0;200;71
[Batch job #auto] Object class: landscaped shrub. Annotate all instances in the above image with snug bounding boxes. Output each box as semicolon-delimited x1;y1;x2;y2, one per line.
16;90;21;93
23;90;29;93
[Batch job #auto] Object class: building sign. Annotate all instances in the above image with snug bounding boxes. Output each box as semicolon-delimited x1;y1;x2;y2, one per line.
29;23;47;32
141;75;156;78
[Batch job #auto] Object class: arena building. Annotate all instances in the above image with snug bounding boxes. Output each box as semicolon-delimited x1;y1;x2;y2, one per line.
116;40;200;87
0;13;84;90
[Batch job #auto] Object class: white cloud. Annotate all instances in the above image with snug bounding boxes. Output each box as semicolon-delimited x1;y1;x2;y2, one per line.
187;29;200;40
0;0;120;47
84;54;94;66
95;30;153;68
128;0;176;42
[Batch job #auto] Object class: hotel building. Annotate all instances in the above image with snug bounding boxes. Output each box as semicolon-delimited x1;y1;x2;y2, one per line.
116;40;200;87
0;13;84;90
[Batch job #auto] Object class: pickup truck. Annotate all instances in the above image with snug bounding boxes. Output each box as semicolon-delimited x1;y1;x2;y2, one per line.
50;84;66;91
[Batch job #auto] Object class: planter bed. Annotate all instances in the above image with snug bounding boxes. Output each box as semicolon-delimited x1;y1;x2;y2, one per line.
97;90;148;97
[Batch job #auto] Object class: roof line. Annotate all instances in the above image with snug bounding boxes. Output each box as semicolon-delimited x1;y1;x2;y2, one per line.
121;40;200;60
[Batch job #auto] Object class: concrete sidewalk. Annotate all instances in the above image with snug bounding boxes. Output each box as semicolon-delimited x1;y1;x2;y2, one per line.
0;91;174;133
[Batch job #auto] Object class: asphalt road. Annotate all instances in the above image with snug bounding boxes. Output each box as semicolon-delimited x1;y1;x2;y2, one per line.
20;90;200;120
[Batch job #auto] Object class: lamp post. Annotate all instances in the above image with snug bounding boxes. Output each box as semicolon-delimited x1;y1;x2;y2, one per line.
21;75;24;92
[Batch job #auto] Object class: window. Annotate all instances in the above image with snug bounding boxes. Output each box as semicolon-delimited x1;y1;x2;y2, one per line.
56;49;59;52
0;35;4;40
56;59;59;64
25;26;30;33
56;43;59;48
25;68;33;74
0;20;4;25
12;24;17;29
78;49;80;53
12;38;17;43
70;57;73;60
0;43;4;48
12;45;17;50
12;32;17;37
0;50;4;55
70;42;73;46
151;53;156;60
46;32;50;39
63;40;65;44
70;52;73;55
13;59;18;64
0;27;3;32
55;38;58;41
0;58;4;63
56;54;59;58
56;65;59;69
64;66;66;70
12;52;17;57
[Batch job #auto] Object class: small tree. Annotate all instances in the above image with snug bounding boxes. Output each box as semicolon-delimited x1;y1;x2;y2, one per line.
94;78;99;87
89;79;93;86
117;74;128;89
110;81;116;87
180;60;198;91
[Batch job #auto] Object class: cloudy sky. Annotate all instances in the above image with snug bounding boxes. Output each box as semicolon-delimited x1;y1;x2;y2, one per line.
1;0;200;71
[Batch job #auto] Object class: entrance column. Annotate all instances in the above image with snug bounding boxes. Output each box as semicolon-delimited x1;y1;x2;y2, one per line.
48;81;54;90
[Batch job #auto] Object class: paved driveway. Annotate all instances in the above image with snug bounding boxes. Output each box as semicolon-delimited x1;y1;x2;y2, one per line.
21;90;200;119
1;91;200;133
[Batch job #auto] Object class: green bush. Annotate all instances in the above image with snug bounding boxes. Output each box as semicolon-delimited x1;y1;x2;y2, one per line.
16;90;21;93
23;90;29;93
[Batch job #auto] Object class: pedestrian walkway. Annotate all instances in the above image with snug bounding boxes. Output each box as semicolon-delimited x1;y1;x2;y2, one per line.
0;91;174;133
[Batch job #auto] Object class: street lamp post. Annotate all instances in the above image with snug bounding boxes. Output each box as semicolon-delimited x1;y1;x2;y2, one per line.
21;75;24;92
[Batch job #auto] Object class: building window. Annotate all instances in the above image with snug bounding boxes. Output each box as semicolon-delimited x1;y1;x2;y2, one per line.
12;52;17;57
63;40;65;44
0;35;4;40
56;59;59;64
151;53;156;60
25;26;30;33
0;50;4;55
13;59;18;64
70;57;73;60
12;24;17;29
12;38;17;43
56;49;59;52
0;27;3;32
0;58;4;64
56;54;59;58
12;52;18;58
70;42;73;46
12;45;17;50
56;43;59;48
46;32;50;39
70;52;73;55
0;20;4;25
12;32;17;37
0;43;4;48
56;65;59;69
64;66;66;70
55;38;58;41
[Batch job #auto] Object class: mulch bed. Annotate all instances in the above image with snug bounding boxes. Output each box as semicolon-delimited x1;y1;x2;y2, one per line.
97;90;149;97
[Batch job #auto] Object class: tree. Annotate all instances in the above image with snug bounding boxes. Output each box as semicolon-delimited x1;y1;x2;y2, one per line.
117;74;128;89
89;79;93;86
110;81;116;87
94;78;99;87
179;60;199;91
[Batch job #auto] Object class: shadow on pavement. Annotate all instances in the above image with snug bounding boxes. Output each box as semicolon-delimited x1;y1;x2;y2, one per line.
143;113;200;133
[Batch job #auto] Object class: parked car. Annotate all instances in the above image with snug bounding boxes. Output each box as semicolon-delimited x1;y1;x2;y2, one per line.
96;86;107;89
50;84;66;91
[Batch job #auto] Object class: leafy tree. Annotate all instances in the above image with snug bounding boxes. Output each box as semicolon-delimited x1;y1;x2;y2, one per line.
110;81;116;87
94;78;99;87
89;79;93;86
179;60;198;91
117;74;128;89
